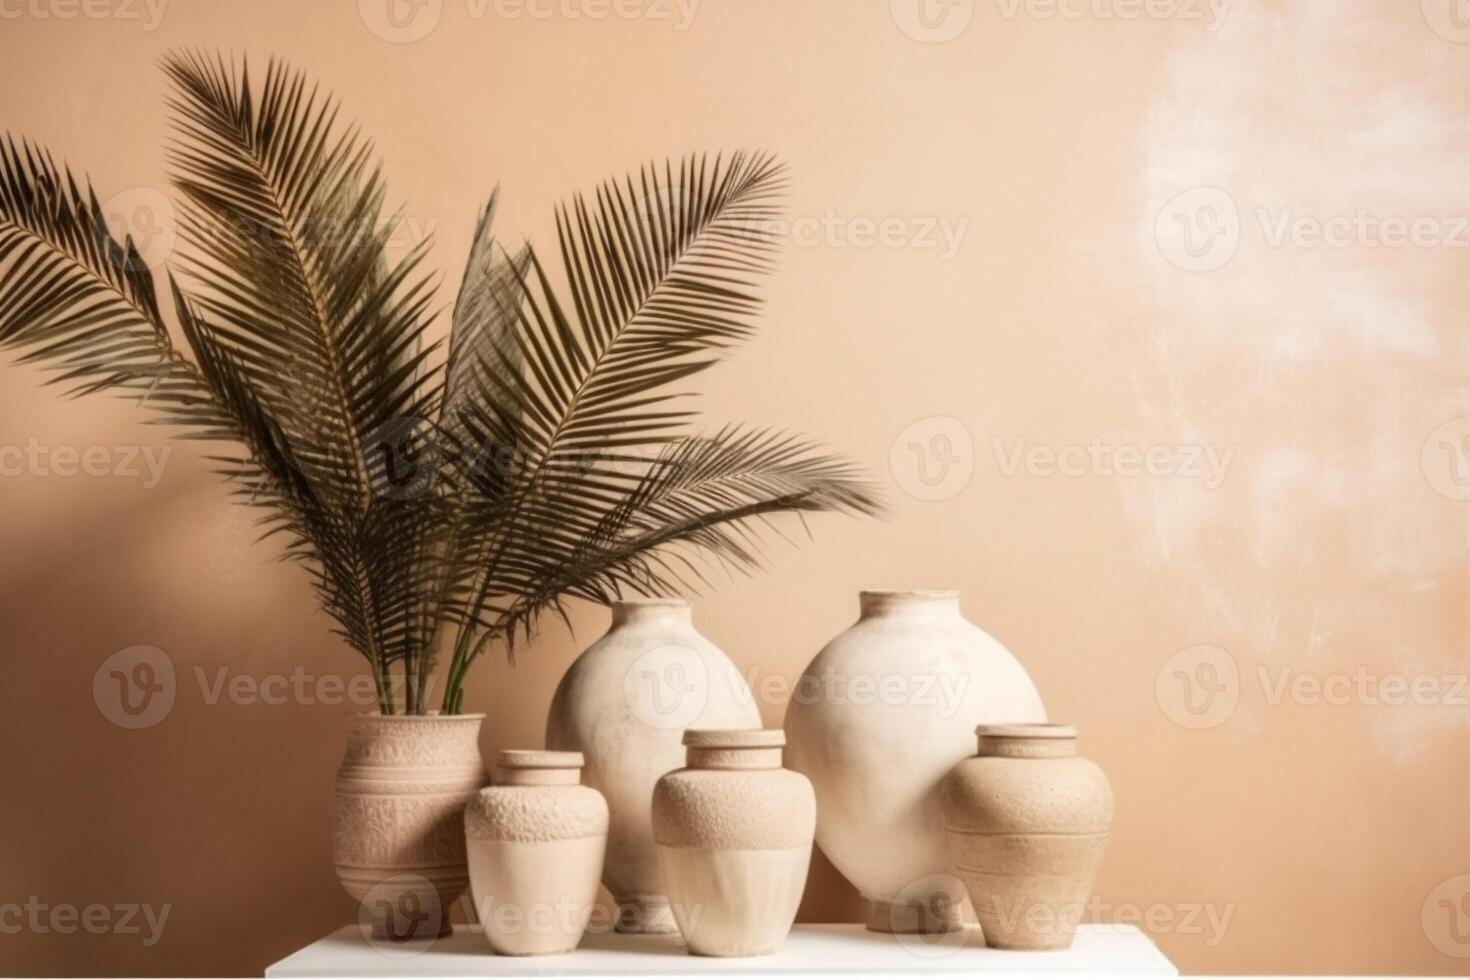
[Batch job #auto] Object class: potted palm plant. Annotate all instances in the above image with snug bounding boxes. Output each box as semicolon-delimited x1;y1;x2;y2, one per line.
0;51;880;937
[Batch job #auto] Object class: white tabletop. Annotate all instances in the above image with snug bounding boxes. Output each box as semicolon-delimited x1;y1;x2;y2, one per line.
265;923;1177;978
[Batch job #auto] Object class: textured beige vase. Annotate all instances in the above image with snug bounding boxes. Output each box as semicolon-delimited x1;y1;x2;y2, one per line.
546;599;761;934
942;724;1113;950
652;729;815;957
783;590;1046;933
334;713;487;940
464;751;608;956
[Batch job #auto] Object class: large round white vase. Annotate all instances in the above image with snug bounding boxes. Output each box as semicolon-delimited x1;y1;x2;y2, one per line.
783;590;1046;933
545;598;761;933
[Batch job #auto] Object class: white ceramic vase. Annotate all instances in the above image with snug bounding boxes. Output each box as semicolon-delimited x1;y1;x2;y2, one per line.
465;751;608;956
652;729;815;957
783;590;1046;933
545;599;761;933
333;713;487;940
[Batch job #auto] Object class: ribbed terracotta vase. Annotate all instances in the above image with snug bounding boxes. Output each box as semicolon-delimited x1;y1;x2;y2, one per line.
784;590;1046;934
652;729;815;957
465;751;608;956
546;599;761;934
334;714;487;940
942;724;1112;950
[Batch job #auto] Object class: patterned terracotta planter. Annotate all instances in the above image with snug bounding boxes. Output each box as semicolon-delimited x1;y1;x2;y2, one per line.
333;713;487;940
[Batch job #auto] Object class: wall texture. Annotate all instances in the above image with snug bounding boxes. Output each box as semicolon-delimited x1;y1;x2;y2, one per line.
1;0;1467;974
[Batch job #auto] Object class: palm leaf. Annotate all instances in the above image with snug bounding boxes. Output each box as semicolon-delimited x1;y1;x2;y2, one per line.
0;135;232;435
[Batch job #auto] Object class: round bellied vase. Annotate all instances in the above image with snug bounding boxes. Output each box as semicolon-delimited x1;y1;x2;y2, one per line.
941;724;1112;950
333;713;487;941
652;729;815;957
783;590;1046;933
546;599;761;934
464;751;609;956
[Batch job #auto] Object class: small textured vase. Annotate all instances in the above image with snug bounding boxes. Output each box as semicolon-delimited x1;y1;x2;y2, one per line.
334;713;487;940
942;724;1112;950
464;751;608;956
652;729;815;957
784;590;1047;933
546;599;761;934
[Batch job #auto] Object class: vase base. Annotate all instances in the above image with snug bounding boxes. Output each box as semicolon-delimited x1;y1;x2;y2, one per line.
614;896;680;934
369;917;453;942
866;898;965;935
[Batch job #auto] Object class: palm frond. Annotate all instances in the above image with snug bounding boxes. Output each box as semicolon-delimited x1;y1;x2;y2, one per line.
0;135;231;435
162;51;449;705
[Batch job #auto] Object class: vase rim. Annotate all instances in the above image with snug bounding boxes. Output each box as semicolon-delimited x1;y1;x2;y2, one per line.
976;723;1076;739
682;727;785;748
497;749;584;769
611;596;689;608
860;589;959;600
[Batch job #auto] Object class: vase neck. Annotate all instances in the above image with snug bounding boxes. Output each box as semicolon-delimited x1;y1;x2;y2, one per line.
611;598;692;628
859;589;961;620
975;724;1078;759
494;750;584;786
683;728;784;771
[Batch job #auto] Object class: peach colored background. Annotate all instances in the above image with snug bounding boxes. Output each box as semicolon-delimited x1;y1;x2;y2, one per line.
2;0;1468;974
